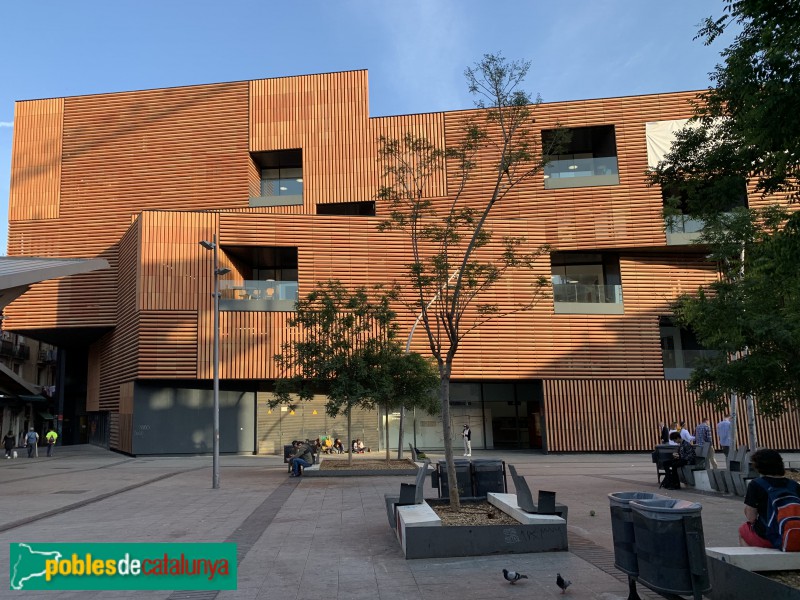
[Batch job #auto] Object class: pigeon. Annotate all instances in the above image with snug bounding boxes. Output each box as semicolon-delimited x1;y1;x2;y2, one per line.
556;572;571;593
502;568;528;584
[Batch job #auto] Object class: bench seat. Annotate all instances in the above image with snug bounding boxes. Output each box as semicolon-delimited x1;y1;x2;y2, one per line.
706;546;800;572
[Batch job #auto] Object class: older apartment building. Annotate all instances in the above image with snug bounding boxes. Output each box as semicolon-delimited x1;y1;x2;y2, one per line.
5;70;797;455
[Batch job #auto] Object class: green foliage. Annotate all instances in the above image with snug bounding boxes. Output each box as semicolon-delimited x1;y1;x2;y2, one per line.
652;0;800;208
675;212;800;417
271;280;438;418
650;1;800;418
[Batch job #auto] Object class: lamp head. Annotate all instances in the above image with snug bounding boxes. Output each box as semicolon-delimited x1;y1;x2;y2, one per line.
199;240;215;250
215;267;231;276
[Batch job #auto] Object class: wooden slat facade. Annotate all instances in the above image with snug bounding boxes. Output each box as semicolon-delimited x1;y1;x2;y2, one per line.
5;71;799;453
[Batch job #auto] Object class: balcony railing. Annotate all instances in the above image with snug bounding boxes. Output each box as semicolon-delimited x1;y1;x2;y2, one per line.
219;280;298;312
552;283;622;304
0;340;30;360
38;349;58;364
662;349;719;370
544;156;620;189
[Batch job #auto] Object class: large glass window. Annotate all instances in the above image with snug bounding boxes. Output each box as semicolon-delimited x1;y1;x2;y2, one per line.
659;317;718;379
550;252;622;306
542;125;619;189
219;246;299;311
250;149;303;207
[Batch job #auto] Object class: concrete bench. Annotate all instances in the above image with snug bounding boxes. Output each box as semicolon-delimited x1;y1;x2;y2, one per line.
385;459;430;528
507;464;568;522
706;546;800;572
679;443;709;487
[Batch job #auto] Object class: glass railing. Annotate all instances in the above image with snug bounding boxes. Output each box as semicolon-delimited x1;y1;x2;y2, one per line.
544;156;619;180
552;283;622;304
661;349;719;369
261;178;303;198
664;214;704;234
219;280;298;311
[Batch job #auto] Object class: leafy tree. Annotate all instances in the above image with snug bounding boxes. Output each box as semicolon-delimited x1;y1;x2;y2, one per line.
672;211;800;418
270;280;438;464
650;0;800;444
368;346;440;460
378;53;557;506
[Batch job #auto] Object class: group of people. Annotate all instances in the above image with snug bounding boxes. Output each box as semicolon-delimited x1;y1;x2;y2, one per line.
657;416;800;552
318;437;345;454
287;436;371;476
3;427;58;459
658;416;735;489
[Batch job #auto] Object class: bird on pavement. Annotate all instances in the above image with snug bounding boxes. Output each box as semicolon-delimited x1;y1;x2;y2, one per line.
502;568;528;584
556;572;572;593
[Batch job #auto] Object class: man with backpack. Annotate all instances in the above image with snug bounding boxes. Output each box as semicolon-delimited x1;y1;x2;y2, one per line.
739;449;800;551
25;428;39;458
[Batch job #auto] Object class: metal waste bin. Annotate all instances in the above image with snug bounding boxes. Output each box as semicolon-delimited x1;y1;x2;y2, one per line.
437;459;472;499
608;491;670;576
629;498;710;598
471;459;506;497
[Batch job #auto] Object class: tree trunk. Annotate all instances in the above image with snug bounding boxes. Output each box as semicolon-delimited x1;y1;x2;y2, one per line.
729;392;738;464
439;364;459;508
397;407;405;460
745;394;758;451
347;405;353;466
385;403;391;461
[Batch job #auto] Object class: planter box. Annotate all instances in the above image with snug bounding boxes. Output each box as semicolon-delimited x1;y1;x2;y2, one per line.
708;557;800;600
395;498;567;559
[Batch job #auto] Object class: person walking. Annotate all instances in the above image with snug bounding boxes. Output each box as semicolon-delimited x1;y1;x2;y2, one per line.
25;428;39;458
3;430;15;459
695;417;718;469
717;414;733;460
45;427;58;457
462;424;472;457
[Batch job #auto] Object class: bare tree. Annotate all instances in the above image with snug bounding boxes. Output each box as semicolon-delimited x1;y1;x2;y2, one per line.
378;53;561;507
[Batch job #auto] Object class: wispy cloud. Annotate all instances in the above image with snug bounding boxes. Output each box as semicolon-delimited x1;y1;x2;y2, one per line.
0;122;13;128
356;0;472;115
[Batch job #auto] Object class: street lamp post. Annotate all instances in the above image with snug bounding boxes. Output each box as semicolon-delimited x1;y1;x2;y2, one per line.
199;234;231;489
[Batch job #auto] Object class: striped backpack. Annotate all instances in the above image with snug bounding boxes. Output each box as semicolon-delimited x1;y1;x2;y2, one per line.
755;478;800;552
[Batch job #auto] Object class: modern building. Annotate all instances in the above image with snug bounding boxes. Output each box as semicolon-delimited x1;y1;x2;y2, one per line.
5;70;798;455
0;256;109;443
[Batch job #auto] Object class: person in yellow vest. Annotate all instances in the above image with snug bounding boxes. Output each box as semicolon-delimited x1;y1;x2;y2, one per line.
45;427;58;457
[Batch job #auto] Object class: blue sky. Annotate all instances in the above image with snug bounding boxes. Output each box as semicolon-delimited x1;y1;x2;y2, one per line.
0;0;734;254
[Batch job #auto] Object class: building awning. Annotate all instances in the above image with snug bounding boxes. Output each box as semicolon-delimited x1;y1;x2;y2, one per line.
18;394;47;403
38;411;55;420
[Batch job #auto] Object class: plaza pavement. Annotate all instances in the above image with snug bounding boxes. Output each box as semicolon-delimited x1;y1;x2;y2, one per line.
0;445;788;599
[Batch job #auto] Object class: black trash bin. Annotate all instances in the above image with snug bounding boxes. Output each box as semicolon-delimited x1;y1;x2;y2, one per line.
437;459;472;499
471;459;506;498
608;491;670;576
629;498;710;598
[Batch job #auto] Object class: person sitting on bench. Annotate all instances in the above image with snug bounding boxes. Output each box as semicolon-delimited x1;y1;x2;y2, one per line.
661;431;695;490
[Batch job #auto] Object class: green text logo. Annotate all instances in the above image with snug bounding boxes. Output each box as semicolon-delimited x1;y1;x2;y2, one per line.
9;543;237;590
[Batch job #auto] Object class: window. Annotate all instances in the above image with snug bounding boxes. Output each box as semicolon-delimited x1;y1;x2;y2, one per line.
659;317;718;379
551;252;623;314
317;201;375;216
661;178;748;244
219;246;299;312
250;149;303;207
542;125;619;189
